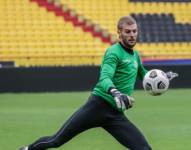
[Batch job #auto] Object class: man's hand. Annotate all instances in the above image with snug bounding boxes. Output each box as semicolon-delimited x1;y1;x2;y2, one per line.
110;88;135;111
165;71;179;81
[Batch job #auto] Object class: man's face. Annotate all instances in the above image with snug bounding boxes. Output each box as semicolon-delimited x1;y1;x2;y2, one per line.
118;23;138;49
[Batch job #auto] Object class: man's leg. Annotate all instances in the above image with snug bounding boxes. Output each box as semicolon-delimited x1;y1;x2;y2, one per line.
27;95;104;150
102;113;152;150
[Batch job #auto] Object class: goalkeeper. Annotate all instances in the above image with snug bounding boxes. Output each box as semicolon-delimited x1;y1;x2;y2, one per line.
20;16;178;150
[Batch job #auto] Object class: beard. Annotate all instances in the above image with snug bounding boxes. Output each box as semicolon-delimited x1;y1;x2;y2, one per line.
121;36;136;49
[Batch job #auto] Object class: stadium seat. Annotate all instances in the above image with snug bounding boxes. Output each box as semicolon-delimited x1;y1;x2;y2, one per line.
62;0;191;60
0;0;109;67
0;0;191;66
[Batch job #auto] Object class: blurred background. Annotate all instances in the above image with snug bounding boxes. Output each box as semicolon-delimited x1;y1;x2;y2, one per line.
0;0;191;91
0;1;191;150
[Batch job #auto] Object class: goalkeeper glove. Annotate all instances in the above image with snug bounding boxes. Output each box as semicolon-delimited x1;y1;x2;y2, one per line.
165;71;179;81
109;88;135;111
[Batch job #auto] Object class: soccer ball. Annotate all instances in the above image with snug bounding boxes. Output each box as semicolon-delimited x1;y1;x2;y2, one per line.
143;69;169;96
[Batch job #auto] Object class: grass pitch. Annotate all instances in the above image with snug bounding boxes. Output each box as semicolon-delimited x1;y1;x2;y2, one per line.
0;89;191;150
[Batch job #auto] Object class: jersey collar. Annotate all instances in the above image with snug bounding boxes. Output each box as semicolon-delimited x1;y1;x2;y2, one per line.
119;42;134;55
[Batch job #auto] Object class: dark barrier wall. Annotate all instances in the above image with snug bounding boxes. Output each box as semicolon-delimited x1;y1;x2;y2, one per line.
0;65;190;92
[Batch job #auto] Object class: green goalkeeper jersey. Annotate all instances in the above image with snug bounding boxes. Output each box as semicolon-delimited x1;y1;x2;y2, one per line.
92;42;147;111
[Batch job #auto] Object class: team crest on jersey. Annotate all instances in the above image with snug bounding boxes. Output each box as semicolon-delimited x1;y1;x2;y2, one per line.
122;59;130;64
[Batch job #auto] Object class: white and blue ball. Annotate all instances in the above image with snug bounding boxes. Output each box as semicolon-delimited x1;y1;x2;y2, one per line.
143;69;169;96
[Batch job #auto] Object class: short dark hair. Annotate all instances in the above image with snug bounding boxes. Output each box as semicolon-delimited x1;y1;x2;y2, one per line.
117;16;137;30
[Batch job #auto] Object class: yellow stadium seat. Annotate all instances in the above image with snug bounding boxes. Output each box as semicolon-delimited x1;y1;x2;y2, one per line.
0;0;110;67
0;0;191;66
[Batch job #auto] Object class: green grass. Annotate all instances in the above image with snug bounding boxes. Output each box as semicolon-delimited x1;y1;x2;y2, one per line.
0;89;191;150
